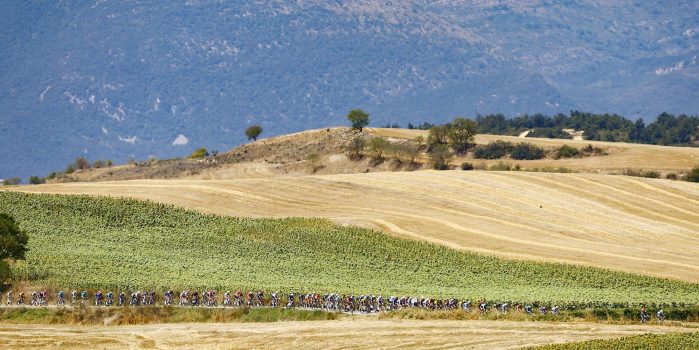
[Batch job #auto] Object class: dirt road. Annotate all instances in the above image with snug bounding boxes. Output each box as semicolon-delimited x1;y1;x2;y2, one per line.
1;319;695;349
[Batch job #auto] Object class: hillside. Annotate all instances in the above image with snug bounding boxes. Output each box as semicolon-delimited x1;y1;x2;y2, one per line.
47;127;699;183
2;191;698;307
2;1;699;179
16;170;699;283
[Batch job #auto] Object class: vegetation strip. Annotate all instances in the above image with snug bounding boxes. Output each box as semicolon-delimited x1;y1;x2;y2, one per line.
0;191;698;308
524;331;699;350
0;306;337;325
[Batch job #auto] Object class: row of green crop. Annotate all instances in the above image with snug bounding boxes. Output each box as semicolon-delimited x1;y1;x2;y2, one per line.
526;332;699;350
0;191;697;308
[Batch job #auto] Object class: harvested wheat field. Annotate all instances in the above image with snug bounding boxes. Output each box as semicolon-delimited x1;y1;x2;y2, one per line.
0;320;695;350
369;128;699;172
17;170;699;282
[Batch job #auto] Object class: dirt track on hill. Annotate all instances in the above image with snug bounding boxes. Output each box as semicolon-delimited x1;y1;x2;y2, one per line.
1;320;695;349
17;170;699;282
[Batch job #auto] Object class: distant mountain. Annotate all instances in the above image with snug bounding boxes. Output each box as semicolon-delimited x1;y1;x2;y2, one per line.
1;1;698;179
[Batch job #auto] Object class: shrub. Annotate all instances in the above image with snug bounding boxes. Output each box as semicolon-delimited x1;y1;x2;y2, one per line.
687;166;699;183
666;173;678;180
642;171;660;179
368;137;390;159
306;153;322;172
473;141;514;159
189;147;209;159
581;144;606;155
489;162;512;171
429;144;451;170
28;176;45;185
74;157;90;170
511;143;545;160
2;177;21;186
460;162;474;170
64;165;75;174
346;137;366;160
555;145;580;159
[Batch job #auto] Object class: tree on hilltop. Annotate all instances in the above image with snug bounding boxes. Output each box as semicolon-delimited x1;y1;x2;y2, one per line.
347;109;370;132
246;125;263;141
189;147;209;159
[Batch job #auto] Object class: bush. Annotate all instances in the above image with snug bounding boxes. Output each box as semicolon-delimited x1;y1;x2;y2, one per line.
368;137;390;159
473;141;513;159
511;143;545;160
666;173;678;180
460;162;474;170
581;144;606;155
245;125;263;141
687;166;699;183
306;153;322;172
642;171;660;179
346;137;366;160
429;144;451;170
2;177;21;186
28;176;45;185
74;157;90;170
489;162;512;171
189;147;209;159
555;145;580;159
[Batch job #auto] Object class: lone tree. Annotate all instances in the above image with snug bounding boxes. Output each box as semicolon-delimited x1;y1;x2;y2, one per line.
347;109;369;132
245;125;263;141
189;147;209;159
0;213;29;283
448;118;477;154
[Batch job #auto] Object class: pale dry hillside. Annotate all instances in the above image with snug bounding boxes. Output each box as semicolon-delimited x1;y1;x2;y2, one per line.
54;127;699;183
18;171;699;282
0;320;695;350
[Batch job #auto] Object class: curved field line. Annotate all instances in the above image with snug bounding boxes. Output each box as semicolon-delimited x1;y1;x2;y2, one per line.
15;171;699;282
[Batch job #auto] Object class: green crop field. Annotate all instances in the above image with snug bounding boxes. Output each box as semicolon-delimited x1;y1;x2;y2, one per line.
527;332;699;349
0;191;697;308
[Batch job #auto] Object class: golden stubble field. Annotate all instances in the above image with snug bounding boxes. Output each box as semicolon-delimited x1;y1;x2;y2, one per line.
18;170;699;282
368;128;699;172
1;319;696;350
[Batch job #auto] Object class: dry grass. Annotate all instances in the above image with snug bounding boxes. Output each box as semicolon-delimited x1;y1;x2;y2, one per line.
0;319;695;350
54;127;699;184
368;128;699;173
16;170;699;282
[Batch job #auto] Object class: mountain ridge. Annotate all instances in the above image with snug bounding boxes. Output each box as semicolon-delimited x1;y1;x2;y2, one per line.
1;1;698;178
